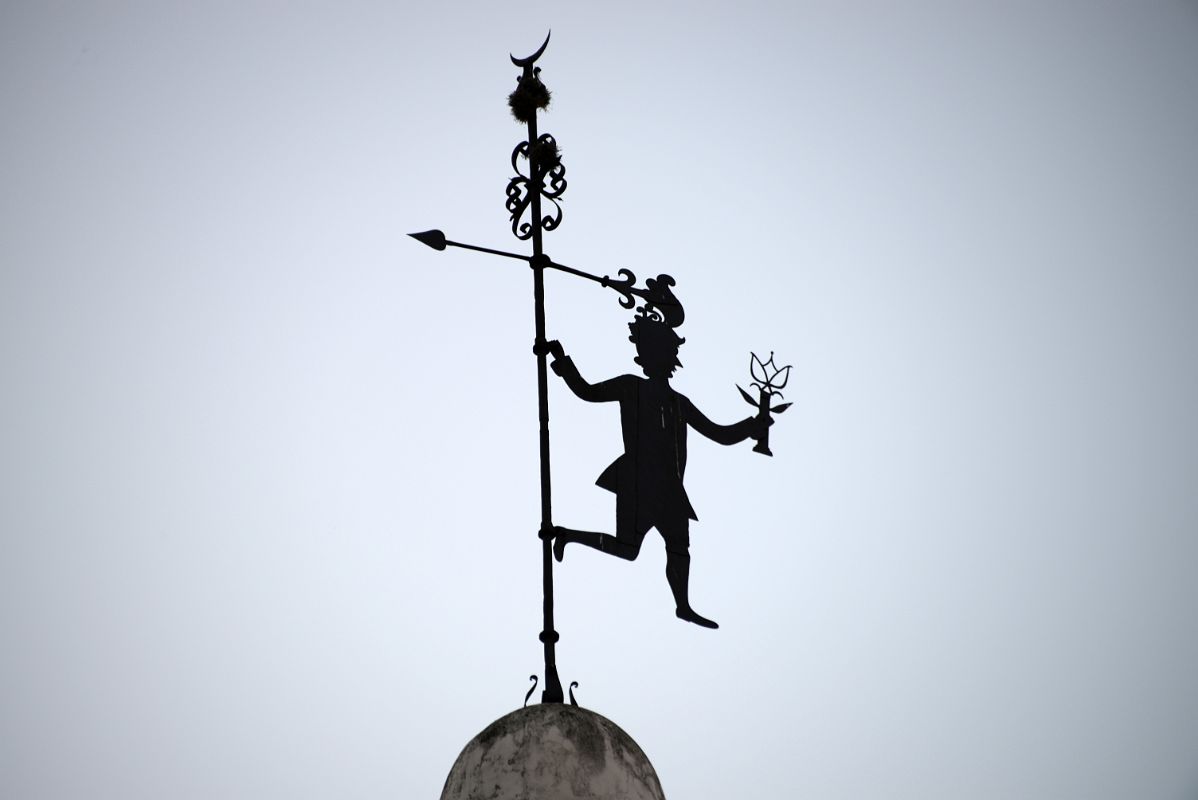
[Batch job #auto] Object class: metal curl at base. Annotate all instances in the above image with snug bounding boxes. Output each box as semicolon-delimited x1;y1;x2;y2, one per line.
568;681;579;707
524;675;539;707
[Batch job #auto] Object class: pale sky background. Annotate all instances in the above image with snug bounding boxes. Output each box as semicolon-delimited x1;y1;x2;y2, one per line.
3;2;1197;798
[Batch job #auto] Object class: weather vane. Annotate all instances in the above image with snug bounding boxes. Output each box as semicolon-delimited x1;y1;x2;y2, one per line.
410;32;790;705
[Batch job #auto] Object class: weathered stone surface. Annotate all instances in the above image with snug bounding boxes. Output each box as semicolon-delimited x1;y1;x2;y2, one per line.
440;704;666;800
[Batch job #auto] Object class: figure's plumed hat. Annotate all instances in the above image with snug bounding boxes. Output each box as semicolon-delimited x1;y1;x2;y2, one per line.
629;274;685;358
634;274;684;328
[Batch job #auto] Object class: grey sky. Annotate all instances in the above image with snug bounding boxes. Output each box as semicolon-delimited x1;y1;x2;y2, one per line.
2;2;1197;798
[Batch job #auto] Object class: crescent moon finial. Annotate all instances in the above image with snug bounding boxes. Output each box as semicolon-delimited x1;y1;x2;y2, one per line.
510;30;551;67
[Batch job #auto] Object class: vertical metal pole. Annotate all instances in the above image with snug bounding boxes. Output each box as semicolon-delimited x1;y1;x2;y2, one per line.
524;67;564;705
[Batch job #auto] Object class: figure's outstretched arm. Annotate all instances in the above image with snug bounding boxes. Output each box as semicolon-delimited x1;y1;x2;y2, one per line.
537;339;624;403
684;397;772;446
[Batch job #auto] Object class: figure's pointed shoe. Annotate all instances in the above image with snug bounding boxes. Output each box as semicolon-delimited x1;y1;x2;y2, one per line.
676;607;719;629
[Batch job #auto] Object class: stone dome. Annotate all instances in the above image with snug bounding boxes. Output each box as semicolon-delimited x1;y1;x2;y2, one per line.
440;703;666;800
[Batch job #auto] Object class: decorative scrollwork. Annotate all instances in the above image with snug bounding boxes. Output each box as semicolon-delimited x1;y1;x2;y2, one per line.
597;271;685;327
506;134;568;240
637;305;663;322
510;139;531;174
537;135;566;199
749;351;792;397
505;173;534;240
600;268;637;309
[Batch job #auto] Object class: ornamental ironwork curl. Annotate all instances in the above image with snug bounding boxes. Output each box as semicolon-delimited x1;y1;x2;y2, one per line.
505;134;568;240
600;268;637;309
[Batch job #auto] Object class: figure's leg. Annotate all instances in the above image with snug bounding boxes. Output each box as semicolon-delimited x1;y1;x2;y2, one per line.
554;489;646;563
552;526;641;561
659;519;718;629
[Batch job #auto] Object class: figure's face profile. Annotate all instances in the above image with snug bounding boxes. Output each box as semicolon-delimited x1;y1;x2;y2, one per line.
629;316;685;380
635;341;680;379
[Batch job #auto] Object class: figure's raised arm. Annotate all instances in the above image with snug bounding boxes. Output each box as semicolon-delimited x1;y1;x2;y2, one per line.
537;339;625;403
684;396;771;446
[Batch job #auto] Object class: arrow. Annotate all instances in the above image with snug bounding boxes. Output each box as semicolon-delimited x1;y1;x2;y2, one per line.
409;229;672;316
408;229;525;262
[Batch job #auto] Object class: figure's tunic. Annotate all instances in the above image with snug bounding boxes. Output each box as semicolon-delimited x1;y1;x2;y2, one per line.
551;356;755;528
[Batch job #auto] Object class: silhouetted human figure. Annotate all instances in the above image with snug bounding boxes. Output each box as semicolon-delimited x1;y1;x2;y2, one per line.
542;314;770;629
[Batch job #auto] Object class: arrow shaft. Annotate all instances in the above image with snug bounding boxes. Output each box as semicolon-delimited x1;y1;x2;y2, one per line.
446;237;593;276
443;238;529;262
545;259;605;286
443;236;620;292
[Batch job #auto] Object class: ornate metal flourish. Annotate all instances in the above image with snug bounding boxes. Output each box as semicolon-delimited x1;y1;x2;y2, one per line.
524;674;538;707
749;351;791;399
506;133;568;240
600;268;637;308
596;270;686;328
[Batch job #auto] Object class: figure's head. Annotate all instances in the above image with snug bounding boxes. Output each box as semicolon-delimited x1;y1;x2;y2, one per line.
628;315;685;379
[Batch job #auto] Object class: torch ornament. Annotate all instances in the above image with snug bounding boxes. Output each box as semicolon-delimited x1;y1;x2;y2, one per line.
737;351;793;456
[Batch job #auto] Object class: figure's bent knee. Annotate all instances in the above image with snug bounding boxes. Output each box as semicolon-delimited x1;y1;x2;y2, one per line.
610;539;641;561
665;546;690;563
662;532;690;558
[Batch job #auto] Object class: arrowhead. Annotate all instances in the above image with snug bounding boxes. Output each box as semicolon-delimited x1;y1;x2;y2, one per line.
408;229;447;251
